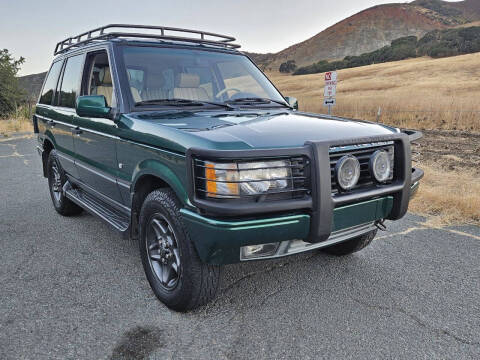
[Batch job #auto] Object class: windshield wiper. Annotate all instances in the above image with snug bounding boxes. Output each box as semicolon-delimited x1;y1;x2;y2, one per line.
225;97;291;108
135;98;235;110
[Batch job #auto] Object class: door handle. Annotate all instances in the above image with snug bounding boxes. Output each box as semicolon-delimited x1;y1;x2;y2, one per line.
47;120;55;127
72;127;83;136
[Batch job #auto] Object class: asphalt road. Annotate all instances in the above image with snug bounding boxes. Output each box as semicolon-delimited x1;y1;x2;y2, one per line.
1;134;479;360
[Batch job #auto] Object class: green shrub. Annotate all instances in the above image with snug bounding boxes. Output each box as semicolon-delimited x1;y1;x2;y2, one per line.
279;60;297;73
0;49;25;118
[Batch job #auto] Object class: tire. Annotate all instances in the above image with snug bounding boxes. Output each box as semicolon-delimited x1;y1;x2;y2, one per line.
138;189;221;311
321;229;377;256
47;150;83;216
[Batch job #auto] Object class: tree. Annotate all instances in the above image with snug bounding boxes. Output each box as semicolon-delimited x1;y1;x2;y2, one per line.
279;60;297;73
0;49;25;117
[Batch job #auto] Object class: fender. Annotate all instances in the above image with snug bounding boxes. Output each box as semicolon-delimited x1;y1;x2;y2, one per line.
131;159;189;205
43;129;57;148
39;132;56;177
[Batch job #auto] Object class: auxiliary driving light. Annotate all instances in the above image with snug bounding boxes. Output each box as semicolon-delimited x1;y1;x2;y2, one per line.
370;150;392;183
335;155;360;191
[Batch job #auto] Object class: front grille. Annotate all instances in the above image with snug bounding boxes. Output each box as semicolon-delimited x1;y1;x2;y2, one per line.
329;142;394;194
193;156;310;201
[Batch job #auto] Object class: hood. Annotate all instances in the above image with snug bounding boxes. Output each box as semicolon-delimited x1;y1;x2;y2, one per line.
120;110;399;153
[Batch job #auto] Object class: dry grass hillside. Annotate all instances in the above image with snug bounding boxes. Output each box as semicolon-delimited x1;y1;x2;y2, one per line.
268;52;480;132
411;131;480;226
0;106;33;136
268;53;480;225
0;118;32;135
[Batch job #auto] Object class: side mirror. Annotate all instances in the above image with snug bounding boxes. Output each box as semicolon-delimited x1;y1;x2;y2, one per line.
284;96;298;110
76;95;111;118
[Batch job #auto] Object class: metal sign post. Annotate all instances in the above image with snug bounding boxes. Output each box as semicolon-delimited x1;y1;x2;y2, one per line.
323;71;337;115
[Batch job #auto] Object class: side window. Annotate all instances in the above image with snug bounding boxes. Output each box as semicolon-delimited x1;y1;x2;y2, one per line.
58;54;84;108
39;61;63;105
84;51;115;106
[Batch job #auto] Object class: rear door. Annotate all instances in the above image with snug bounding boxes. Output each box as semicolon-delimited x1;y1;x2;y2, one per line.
36;56;83;178
36;59;64;144
71;49;123;204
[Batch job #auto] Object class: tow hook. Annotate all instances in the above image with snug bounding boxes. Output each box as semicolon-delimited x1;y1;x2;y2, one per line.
374;219;387;231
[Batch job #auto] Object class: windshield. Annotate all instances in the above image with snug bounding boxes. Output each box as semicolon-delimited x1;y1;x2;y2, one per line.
121;46;286;107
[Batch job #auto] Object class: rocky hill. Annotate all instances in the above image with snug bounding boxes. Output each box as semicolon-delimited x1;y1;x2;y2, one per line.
247;0;480;71
18;72;47;102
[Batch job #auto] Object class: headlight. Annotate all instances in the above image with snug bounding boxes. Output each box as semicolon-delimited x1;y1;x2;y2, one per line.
335;155;360;191
204;160;291;198
370;150;393;183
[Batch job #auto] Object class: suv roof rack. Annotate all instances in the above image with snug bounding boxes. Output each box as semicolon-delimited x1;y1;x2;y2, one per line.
54;24;241;55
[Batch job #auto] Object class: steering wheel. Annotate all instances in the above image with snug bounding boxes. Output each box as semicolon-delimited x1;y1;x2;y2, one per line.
215;87;242;99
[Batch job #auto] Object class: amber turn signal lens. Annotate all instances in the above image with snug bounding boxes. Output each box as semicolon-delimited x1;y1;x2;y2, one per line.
205;163;217;195
205;162;239;198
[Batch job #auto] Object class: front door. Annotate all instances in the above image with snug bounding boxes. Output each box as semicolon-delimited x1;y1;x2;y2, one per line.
72;50;123;204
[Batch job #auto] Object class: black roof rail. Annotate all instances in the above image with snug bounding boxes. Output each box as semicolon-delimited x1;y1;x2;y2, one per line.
54;24;241;55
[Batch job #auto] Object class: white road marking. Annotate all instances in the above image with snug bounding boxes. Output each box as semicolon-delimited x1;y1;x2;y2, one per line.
378;222;480;241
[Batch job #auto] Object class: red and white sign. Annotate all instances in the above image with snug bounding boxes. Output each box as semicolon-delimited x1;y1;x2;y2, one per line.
324;85;337;97
325;71;337;82
324;71;337;109
324;71;337;98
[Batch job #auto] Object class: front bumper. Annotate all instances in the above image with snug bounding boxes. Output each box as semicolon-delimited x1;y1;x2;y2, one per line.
188;133;421;234
182;195;399;264
184;131;424;264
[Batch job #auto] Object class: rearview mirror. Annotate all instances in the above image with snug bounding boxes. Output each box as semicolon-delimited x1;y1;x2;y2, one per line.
284;96;298;110
76;95;111;118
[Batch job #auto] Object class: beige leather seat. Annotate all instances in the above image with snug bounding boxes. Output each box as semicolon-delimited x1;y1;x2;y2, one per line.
143;74;169;101
96;68;113;106
126;70;142;103
130;87;142;103
173;73;209;101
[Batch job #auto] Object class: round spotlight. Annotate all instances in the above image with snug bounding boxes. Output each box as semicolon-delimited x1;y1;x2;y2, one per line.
370;150;392;183
335;155;360;191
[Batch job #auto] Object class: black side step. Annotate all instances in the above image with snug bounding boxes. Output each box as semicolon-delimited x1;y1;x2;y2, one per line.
64;184;130;232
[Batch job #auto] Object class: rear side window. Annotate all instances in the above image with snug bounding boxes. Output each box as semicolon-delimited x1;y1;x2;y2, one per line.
58;55;84;108
39;61;63;105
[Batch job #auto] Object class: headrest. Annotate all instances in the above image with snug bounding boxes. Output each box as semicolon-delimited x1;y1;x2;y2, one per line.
147;74;165;89
101;67;112;85
176;73;200;88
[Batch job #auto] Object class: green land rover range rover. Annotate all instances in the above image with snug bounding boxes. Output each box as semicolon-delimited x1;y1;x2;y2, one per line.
34;24;424;311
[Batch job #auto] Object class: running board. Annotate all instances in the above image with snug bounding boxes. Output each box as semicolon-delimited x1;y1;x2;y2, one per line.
64;183;130;232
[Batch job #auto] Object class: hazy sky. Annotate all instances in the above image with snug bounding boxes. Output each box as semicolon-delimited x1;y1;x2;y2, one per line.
0;0;463;75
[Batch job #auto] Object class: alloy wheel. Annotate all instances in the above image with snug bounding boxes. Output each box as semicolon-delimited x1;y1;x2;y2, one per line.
51;161;62;202
146;214;181;290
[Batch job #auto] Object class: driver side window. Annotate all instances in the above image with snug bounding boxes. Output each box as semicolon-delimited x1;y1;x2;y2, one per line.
83;51;115;107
